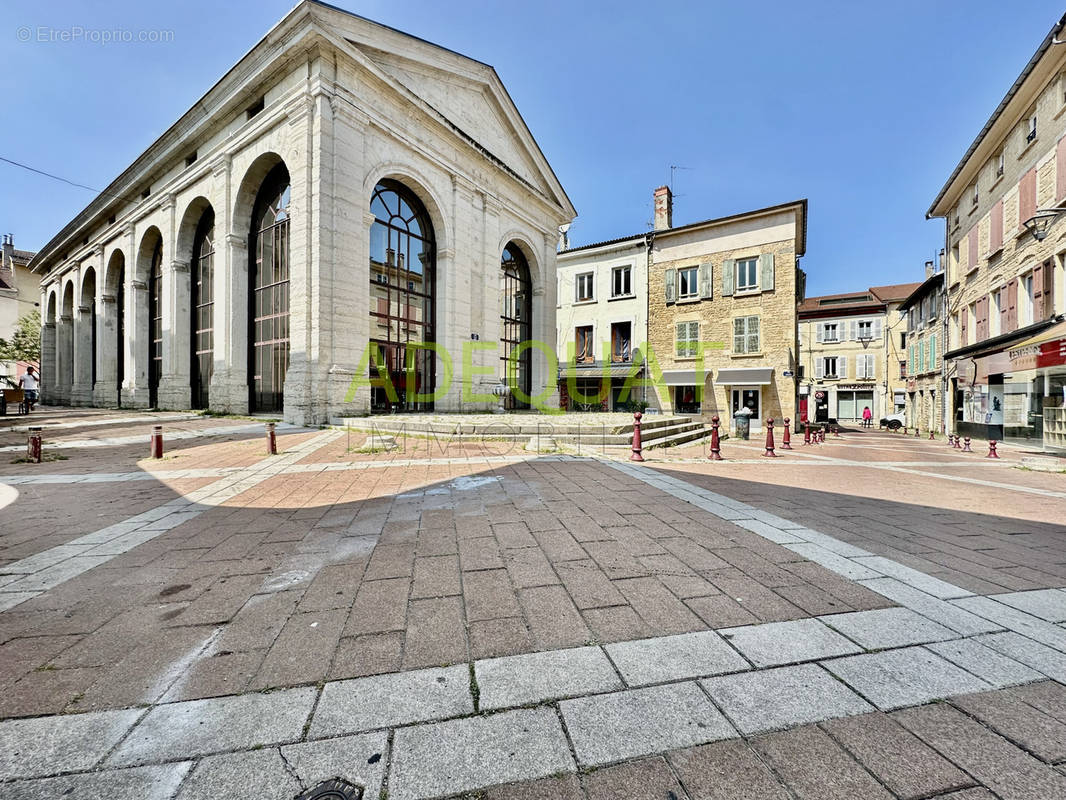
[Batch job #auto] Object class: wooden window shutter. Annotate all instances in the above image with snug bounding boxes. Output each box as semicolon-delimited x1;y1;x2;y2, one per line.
722;259;735;296
990;200;1003;252
1007;279;1018;331
815;323;823;344
961;308;968;344
849;320;858;340
698;262;713;299
967;227;978;270
873;318;883;341
664;268;677;304
839;355;847;379
759;253;775;292
1033;263;1045;320
1019;168;1038;225
815;358;824;379
1058;136;1066;203
1043;259;1055;314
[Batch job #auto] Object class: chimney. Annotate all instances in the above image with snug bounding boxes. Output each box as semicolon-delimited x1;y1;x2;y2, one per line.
924;260;934;279
653;186;672;230
1;234;12;263
938;248;945;273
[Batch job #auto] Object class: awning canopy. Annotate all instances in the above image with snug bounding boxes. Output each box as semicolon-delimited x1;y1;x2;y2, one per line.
661;370;704;386
1008;319;1066;351
716;367;774;385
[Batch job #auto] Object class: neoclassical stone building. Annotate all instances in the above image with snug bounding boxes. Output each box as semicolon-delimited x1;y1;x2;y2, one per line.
32;1;574;424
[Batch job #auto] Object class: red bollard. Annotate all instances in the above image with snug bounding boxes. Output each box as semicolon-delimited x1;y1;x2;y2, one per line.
630;411;645;462
929;430;935;440
150;425;163;459
763;417;778;457
27;426;42;464
804;422;811;446
953;435;962;449
987;439;1000;459
782;417;793;450
963;437;972;452
266;422;278;455
914;427;920;438
818;428;825;443
708;415;722;461
833;424;841;438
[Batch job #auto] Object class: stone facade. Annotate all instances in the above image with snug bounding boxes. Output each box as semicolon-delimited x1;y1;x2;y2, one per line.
798;283;918;426
899;273;947;433
32;1;574;424
928;15;1066;443
0;235;38;384
646;199;807;435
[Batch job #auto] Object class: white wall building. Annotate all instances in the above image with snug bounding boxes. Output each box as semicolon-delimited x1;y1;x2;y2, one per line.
31;1;575;424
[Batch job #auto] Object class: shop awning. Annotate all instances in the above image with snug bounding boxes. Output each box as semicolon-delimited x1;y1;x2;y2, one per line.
944;317;1060;361
661;370;704;386
1008;319;1066;351
716;367;774;385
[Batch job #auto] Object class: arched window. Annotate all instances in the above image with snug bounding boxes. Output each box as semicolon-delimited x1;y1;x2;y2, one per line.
250;164;291;413
501;244;532;409
149;240;163;408
191;209;215;409
368;180;436;412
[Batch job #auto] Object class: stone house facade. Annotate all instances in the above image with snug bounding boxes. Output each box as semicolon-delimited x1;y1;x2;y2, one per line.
0;235;38;385
645;191;807;435
31;1;575;424
899;271;947;433
798;282;919;426
928;12;1066;445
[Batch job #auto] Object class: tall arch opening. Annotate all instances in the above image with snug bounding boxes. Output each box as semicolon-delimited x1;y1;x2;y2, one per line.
501;243;532;409
191;208;215;409
249;162;291;414
148;240;163;408
106;251;125;407
81;267;97;390
368;179;436;413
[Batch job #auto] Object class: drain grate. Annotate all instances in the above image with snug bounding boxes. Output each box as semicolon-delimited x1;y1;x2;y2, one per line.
295;778;363;800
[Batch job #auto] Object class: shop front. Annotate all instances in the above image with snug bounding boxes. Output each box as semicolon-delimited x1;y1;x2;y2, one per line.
834;383;876;422
1005;321;1066;451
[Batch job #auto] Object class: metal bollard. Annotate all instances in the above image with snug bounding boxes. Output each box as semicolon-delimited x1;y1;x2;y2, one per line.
630;411;645;462
987;439;1000;459
266;422;278;455
150;425;163;459
804;422;811;446
963;437;972;452
953;435;962;449
782;418;793;450
709;415;722;461
27;426;42;463
763;417;778;457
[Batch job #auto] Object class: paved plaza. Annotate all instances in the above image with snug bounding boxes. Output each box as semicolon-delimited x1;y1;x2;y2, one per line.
1;409;1065;799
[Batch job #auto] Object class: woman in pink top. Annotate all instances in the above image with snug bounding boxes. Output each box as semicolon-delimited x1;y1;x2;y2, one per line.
862;406;873;428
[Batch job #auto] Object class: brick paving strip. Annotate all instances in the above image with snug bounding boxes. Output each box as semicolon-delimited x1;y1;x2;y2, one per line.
6;442;1066;797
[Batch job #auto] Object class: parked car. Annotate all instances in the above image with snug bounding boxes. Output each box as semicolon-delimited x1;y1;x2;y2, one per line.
880;412;905;430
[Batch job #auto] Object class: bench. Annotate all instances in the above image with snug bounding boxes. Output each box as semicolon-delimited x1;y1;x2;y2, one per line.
0;388;28;416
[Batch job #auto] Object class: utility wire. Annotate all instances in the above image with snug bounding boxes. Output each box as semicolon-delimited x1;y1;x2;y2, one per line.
0;155;136;204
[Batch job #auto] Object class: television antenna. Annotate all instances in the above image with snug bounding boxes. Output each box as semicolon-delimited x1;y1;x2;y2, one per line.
669;165;694;195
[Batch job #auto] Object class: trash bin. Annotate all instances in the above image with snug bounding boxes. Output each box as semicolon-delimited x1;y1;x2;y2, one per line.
733;408;751;440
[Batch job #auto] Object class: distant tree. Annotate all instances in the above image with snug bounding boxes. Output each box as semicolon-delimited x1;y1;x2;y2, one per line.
0;309;41;366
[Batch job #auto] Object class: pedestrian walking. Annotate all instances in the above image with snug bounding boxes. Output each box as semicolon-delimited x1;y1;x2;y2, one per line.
861;405;872;429
18;366;38;411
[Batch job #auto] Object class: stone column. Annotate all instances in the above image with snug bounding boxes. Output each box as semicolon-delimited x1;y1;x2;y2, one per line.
93;293;118;406
158;258;191;409
122;279;150;407
56;311;73;405
40;321;56;404
209;232;249;414
72;303;94;405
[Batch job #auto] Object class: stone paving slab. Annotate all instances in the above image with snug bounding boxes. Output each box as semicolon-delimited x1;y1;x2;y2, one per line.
174;749;298;800
603;630;749;686
281;732;389;799
719;618;861;668
310;665;473;738
952;596;1066;652
976;632;1066;682
560;681;736;766
820;607;957;650
858;577;1002;636
926;638;1044;689
822;646;989;711
389;708;574;800
3;763;192;800
993;588;1066;622
702;663;873;735
0;707;144;779
475;646;622;710
852;557;974;599
108;688;315;766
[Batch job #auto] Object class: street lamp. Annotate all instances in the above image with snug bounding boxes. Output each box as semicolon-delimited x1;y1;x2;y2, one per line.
1022;208;1064;241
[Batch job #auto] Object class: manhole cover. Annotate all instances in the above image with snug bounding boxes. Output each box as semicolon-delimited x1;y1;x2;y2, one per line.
295;778;363;800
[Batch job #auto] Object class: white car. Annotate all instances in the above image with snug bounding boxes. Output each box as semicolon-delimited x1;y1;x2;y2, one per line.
880;412;906;430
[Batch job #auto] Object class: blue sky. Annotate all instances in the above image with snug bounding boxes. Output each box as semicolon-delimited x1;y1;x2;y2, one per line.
2;1;1064;295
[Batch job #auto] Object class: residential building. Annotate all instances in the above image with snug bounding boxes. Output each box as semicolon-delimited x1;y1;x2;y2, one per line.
556;235;647;410
32;1;575;423
927;13;1066;448
0;234;39;386
798;281;919;425
646;188;806;434
898;269;947;432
